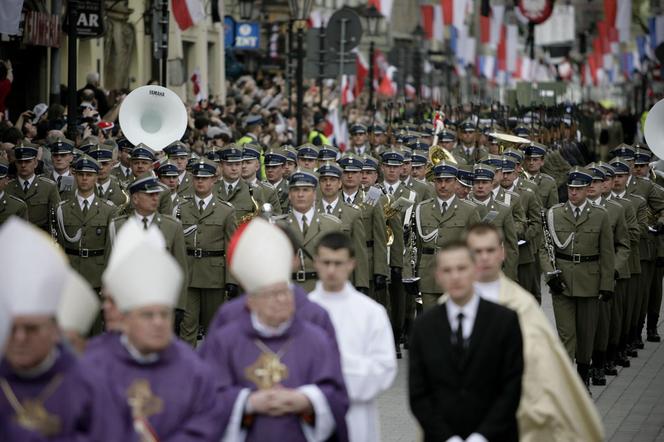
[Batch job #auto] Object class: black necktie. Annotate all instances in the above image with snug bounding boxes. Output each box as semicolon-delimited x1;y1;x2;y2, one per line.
388;185;394;195
57;176;62;189
575;207;580;219
23;180;29;193
455;312;465;353
97;185;104;196
142;217;149;230
199;199;205;214
302;214;308;236
227;184;233;195
441;201;448;214
82;199;89;216
326;204;333;214
346;196;352;204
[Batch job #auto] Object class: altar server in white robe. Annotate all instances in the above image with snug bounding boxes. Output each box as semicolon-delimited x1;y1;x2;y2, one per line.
455;223;604;442
310;231;397;442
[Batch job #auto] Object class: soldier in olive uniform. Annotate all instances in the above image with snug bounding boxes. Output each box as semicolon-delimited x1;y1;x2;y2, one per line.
177;158;237;346
108;172;188;330
501;153;544;301
540;167;615;388
402;146;435;200
6;144;60;233
340;153;389;305
264;149;290;213
49;138;77;200
157;160;184;210
215;145;264;223
110;138;134;186
451;120;489;164
415;161;481;310
609;157;648;362
163;141;193;196
599;162;640;368
88;144;129;207
316;162;369;291
632;150;664;343
522;143;559;209
625;147;664;346
296;144;319;170
276;169;343;292
283;145;298;178
585;163;631;385
360;155;380;188
241;144;282;214
126;144;173;215
56;156;117;332
381;149;422;358
346;124;371;156
469;163;519;281
454;164;474;200
0;159;27;224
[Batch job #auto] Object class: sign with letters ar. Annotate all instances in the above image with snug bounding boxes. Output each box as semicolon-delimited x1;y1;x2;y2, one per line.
71;0;105;38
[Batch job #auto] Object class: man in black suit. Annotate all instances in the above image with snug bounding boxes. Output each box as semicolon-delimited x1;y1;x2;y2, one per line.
408;240;524;442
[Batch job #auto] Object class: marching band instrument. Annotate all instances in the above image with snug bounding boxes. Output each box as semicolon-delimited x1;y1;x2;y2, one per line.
239;186;261;224
119;85;188;152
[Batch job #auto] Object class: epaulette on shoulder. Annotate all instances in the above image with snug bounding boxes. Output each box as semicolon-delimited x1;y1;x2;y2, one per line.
522;186;534;193
320;213;343;224
630;193;647;202
272;214;290;222
160;213;180;224
505;189;520;198
540;173;555;182
420;198;434;206
99;198;116;208
551;202;565;209
57;200;68;208
591;204;608;213
652;182;664;193
38;176;56;184
110;213;129;223
259;181;275;190
459;199;477;208
494;199;509;208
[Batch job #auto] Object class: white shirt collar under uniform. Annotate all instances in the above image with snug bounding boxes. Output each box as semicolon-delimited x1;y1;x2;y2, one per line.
76;191;95;211
437;195;456;211
293;206;316;232
195;193;214;211
445;293;480;341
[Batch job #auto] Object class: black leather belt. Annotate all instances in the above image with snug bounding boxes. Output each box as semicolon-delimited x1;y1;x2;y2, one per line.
65;248;104;258
422;248;436;255
366;240;374;247
292;271;318;282
187;248;225;258
555;252;599;263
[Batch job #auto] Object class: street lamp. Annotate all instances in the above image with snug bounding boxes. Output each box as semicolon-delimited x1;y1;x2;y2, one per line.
238;0;254;21
288;0;314;145
365;5;383;111
412;24;425;101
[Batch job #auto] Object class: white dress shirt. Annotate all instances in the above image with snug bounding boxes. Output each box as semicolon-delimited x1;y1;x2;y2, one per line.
223;179;240;193
293;206;316;232
343;190;358;204
383;181;400;195
18;175;36;190
437;195;456;212
568;200;587;217
134;212;156;226
178;171;186;185
322;197;339;213
474;280;501;304
445;293;480;341
76;192;95;211
195;193;213;211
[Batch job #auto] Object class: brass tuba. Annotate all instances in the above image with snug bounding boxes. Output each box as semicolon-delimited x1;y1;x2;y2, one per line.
425;145;457;181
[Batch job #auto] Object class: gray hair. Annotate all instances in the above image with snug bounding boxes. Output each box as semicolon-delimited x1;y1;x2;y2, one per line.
86;72;100;84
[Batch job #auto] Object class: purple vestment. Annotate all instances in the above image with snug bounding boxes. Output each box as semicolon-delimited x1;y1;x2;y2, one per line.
80;334;224;441
0;345;95;441
203;314;349;442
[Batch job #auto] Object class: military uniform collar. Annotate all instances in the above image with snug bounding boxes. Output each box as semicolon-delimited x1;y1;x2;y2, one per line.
98;178;111;192
19;175;36;188
178;171;187;184
76;191;95;210
195;193;214;210
491;186;501;198
322;197;339;212
53;170;71;180
293;206;316;224
472;195;491;206
588;196;603;206
437;195;456;209
342;190;358;203
134;212;156;225
271;178;284;189
402;176;412;186
223;178;240;190
611;190;627;199
383;180;400;194
568;200;588;214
